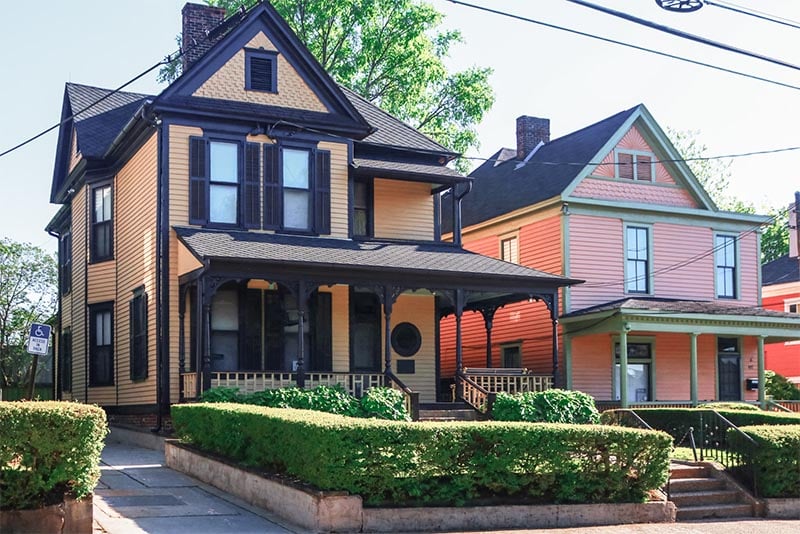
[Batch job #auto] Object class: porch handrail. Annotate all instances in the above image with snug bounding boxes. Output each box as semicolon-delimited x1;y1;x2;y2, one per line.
456;370;497;414
767;399;794;412
385;371;420;421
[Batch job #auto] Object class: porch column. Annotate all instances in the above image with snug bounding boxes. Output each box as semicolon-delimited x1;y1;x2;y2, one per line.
178;285;187;400
454;290;465;399
194;282;203;399
689;332;699;406
549;293;560;388
383;288;394;376
758;335;766;409
619;326;629;409
202;300;212;393
564;333;573;390
296;281;308;388
480;306;498;368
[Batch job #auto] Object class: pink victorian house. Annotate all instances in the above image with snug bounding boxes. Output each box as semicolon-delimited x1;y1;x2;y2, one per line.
441;105;800;408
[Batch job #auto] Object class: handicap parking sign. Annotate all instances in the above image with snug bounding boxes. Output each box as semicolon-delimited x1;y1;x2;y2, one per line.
27;323;52;356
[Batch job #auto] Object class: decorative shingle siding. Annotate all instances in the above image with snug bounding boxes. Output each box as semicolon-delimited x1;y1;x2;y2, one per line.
193;32;328;112
572;178;698;208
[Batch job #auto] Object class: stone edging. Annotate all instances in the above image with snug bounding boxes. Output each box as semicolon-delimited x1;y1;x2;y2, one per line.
165;441;676;532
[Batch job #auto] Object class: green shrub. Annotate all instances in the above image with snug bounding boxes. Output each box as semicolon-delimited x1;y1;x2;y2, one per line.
765;370;800;400
172;403;671;506
699;402;760;411
492;389;600;424
201;385;406;420
0;401;108;510
729;424;800;498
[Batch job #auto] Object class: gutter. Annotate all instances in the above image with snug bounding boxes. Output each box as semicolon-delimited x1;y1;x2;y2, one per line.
47;229;61;400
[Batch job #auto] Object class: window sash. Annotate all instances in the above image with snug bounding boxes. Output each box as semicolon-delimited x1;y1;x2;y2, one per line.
715;236;737;298
90;306;113;386
501;237;519;263
625;226;649;293
209;183;238;224
130;292;148;381
92;186;113;261
94;186;112;222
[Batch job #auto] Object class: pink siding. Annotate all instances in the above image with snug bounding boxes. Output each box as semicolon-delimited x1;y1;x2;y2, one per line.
572;178;697;208
734;232;759;305
568;215;624;311
593;127;675;185
618;126;650;152
652;223;714;301
571;334;612;400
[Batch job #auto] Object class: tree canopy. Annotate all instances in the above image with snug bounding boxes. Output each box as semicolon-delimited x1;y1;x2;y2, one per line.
159;0;494;170
0;239;57;388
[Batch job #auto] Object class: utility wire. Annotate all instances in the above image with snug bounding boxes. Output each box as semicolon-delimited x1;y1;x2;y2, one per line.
566;0;800;72
705;0;800;31
445;0;800;92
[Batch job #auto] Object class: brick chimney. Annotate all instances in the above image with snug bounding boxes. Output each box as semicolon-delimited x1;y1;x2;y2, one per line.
516;116;550;160
182;3;227;72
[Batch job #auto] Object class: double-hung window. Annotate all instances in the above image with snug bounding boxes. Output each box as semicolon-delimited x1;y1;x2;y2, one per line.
282;148;312;230
90;303;114;386
60;232;72;295
625;225;650;294
209;141;239;225
92;185;113;262
501;235;519;263
353;180;373;238
715;234;737;299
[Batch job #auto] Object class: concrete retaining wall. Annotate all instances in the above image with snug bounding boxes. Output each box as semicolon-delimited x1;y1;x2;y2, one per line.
764;498;800;519
165;441;676;533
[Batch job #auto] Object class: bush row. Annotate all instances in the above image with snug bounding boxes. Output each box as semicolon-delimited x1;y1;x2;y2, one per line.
492;389;600;424
728;424;800;498
201;384;409;421
172;403;672;506
601;407;800;442
0;402;108;510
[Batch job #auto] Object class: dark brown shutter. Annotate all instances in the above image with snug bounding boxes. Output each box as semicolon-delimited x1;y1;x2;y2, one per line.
243;143;261;228
311;292;332;372
189;137;208;224
314;149;331;234
618;152;634;179
263;144;280;229
636;155;652;181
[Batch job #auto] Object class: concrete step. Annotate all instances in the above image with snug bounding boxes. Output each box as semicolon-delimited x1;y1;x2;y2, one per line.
669;477;727;492
670;489;741;507
676;503;753;521
670;464;710;479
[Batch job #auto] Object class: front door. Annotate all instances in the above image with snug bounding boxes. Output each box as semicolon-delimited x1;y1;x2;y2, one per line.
718;337;741;401
350;290;381;372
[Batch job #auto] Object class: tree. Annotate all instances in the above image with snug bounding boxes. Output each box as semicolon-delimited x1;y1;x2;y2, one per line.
159;0;494;171
0;239;57;388
668;128;789;263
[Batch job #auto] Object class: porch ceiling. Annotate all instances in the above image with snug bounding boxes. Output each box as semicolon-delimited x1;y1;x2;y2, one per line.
174;226;581;294
560;297;800;341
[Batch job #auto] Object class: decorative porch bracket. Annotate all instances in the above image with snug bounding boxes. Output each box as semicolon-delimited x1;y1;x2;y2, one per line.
440;289;467;398
540;292;560;389
376;285;403;384
284;280;320;389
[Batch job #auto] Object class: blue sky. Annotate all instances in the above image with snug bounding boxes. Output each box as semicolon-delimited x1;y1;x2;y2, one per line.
1;0;797;252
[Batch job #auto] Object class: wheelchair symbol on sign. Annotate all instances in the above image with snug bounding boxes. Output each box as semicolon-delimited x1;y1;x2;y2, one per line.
35;326;45;337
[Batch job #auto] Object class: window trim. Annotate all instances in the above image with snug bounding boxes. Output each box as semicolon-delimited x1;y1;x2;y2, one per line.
89;302;114;387
499;232;520;264
90;183;113;263
611;337;656;402
245;48;278;93
623;223;653;295
130;287;148;381
614;149;655;182
208;139;243;227
281;145;314;232
714;233;739;299
500;342;523;368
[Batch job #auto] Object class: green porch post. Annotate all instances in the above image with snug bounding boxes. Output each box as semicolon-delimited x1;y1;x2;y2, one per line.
758;335;766;409
619;326;629;409
564;333;573;390
690;333;699;407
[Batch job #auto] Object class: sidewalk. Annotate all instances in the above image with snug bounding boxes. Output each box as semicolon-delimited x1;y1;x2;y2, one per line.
93;432;310;534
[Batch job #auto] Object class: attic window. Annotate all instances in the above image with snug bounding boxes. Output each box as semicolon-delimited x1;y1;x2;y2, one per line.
246;49;277;93
615;150;655;182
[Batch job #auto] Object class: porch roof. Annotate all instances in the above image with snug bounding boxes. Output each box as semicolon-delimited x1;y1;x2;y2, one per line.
560;297;800;341
174;227;581;293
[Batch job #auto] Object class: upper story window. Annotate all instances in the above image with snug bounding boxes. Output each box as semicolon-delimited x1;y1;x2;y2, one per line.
89;302;114;387
209;141;240;224
500;235;519;264
715;234;737;299
59;231;72;295
92;184;113;262
283;148;312;230
625;225;650;294
245;49;277;92
353;180;373;238
616;151;654;182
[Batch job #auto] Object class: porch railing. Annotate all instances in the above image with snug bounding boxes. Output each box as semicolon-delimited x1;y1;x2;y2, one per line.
180;371;385;400
385;371;420;421
456;371;496;414
462;368;553;394
767;400;800;413
595;401;695;411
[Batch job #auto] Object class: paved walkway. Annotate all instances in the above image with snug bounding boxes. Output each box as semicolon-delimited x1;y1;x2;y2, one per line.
93;441;310;534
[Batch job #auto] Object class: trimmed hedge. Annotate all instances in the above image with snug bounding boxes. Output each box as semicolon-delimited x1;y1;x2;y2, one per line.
492;389;600;424
601;408;800;442
729;424;800;498
202;385;409;421
172;403;671;506
0;401;108;510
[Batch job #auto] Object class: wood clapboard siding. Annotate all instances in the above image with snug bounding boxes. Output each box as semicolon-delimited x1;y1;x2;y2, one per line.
763;285;800;378
115;134;158;405
570;334;612;400
319;141;349;238
69;128;81;173
330;285;350;373
387;293;436;402
87;262;115;303
67;185;88;401
736;232;759;305
568;215;624;312
652;223;714;301
741;336;758;401
194;32;327;112
373;179;433;240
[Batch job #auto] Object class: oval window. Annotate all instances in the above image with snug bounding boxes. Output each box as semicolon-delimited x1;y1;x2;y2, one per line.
391;322;422;357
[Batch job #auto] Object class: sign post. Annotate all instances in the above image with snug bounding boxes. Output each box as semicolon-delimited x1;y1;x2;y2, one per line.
26;323;52;400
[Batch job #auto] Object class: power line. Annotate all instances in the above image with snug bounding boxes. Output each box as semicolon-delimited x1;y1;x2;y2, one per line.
445;0;800;92
704;0;800;31
567;0;800;73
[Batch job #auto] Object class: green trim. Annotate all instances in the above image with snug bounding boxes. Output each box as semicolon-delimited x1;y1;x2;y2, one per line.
561;211;571;313
757;336;766;408
756;231;763;306
564;333;573;389
611;335;656;403
623;221;654;296
713;231;740;301
690;333;698;406
613;148;656;182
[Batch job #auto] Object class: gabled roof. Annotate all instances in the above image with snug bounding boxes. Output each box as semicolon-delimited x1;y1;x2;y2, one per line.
65;83;150;159
563;297;799;319
763;254;800;286
450;106;638;231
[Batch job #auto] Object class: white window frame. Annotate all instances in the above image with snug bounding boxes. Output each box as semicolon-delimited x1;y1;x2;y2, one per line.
499;233;520;264
714;233;739;299
614;149;656;182
611;337;656;402
623;223;653;295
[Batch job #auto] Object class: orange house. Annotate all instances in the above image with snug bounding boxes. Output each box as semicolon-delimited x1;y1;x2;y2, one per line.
441;107;800;408
45;2;575;425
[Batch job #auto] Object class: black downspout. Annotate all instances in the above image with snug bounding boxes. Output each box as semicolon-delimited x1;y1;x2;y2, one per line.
152;116;168;433
452;182;473;247
48;230;62;400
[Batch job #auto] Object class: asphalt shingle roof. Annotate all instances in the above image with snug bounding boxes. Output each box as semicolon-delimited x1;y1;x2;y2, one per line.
352;158;464;183
444;106;639;232
174;227;575;285
564;297;799;320
762;254;800;286
66;83;151;158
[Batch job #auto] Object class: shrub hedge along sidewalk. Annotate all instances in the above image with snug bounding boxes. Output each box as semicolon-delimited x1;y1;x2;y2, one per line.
728;424;800;498
0;401;108;510
172;403;672;506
